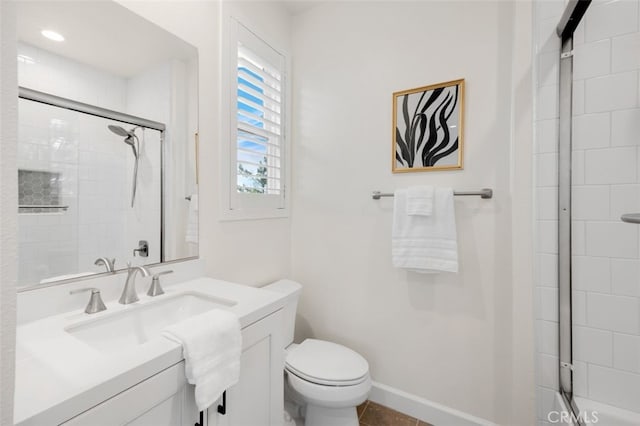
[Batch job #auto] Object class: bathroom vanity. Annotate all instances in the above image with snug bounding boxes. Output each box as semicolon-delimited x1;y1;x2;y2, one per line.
12;2;292;424
14;274;286;426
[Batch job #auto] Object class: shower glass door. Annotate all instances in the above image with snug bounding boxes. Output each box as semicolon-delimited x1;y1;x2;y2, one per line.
570;0;640;421
17;98;162;286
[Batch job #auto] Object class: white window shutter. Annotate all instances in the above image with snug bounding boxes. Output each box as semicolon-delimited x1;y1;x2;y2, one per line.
231;22;286;211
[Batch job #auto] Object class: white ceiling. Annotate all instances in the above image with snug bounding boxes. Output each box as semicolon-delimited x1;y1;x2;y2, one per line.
17;1;197;78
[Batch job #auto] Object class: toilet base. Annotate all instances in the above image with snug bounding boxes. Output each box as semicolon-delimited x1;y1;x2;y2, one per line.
304;404;359;426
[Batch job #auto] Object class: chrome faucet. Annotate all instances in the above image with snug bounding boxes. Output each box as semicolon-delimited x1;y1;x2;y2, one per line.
94;257;116;273
119;263;150;304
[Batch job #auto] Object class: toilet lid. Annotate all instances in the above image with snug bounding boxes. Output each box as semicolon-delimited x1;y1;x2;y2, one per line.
285;339;369;386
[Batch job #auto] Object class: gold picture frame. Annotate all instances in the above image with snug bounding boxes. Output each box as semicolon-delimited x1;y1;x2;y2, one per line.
392;78;465;173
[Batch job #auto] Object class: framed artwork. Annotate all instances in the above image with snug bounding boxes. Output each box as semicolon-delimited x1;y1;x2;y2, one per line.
392;78;464;173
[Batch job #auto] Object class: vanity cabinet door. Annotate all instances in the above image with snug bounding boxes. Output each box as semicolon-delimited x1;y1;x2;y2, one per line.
208;310;284;426
61;361;198;426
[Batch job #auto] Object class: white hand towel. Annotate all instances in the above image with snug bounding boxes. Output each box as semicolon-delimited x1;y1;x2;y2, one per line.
163;309;241;411
392;188;458;273
185;193;199;244
407;185;435;216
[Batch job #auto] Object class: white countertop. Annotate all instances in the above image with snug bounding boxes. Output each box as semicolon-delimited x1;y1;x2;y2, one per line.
14;277;286;426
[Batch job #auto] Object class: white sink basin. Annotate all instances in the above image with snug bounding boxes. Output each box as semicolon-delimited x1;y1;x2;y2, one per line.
65;292;236;352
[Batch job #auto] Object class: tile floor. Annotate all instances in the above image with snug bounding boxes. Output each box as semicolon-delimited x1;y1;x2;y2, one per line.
357;401;433;426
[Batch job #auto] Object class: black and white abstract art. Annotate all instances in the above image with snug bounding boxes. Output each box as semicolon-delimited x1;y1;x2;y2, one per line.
392;79;464;172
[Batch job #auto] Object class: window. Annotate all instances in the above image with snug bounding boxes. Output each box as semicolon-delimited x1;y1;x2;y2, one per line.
229;21;287;215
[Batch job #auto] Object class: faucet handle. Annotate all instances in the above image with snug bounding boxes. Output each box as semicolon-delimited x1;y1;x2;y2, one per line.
147;270;173;297
94;257;116;273
70;288;107;314
133;240;149;257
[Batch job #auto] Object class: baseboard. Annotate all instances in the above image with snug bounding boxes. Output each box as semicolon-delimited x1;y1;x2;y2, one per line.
369;381;497;426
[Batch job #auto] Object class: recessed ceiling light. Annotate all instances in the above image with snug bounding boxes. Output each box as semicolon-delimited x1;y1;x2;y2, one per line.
41;30;64;42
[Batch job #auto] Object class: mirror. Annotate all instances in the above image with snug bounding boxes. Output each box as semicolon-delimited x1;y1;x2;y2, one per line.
16;1;199;289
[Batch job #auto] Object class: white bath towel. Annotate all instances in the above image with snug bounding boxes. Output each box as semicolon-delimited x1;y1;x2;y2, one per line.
163;309;241;411
185;193;198;244
392;188;458;273
407;185;435;216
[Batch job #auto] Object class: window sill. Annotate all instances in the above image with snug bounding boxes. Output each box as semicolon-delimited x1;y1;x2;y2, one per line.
218;207;289;222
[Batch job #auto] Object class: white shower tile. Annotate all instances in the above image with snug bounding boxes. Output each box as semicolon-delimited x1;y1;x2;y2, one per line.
573;360;588;397
586;222;638;259
535;0;565;22
587;293;640;334
611;259;640;297
572;221;586;256
574;326;613;366
537;17;562;54
614;333;640;373
539;287;559;322
538;50;559;89
538;84;559;120
572;150;585;185
572;185;610;220
573;256;611;293
572;113;610;150
574;39;611;80
536;119;559;153
612;109;640;147
588;365;640;412
537;320;559;355
538;354;559;389
537;220;558;254
573;80;585;116
585;147;637;184
537;153;559;187
585;72;638;113
584;0;639;42
611;184;640;221
537;187;558;220
537;386;557;421
612;33;640;73
574;20;585;46
574;290;587;326
538;254;558;288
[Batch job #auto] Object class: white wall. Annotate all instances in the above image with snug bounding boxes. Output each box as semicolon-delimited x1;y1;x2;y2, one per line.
0;0;18;422
290;2;533;424
117;0;292;286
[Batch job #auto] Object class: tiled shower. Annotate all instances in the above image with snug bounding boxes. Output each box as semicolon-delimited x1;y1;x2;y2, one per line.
17;43;163;286
535;0;640;423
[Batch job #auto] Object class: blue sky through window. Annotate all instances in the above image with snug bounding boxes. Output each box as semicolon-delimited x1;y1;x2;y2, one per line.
237;66;267;192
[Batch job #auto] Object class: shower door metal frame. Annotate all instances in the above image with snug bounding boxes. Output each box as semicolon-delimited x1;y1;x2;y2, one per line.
555;0;592;414
18;86;168;268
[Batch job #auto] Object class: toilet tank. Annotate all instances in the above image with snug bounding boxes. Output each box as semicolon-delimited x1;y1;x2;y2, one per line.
261;279;302;347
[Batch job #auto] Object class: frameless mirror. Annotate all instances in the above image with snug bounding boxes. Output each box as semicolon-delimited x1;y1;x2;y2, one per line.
16;1;199;289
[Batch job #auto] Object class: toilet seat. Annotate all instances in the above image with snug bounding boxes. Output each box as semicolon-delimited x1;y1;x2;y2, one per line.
286;369;372;409
285;339;369;386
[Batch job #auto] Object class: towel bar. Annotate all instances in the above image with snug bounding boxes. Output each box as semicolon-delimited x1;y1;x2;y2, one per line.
372;188;493;200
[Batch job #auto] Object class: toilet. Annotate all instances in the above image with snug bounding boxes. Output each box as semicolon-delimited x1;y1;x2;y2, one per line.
263;280;372;426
